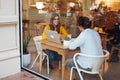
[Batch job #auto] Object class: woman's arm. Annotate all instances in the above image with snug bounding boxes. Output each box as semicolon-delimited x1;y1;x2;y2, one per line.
42;25;50;39
60;26;68;38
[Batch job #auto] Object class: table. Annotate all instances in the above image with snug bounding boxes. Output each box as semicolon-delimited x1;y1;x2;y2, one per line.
38;39;80;80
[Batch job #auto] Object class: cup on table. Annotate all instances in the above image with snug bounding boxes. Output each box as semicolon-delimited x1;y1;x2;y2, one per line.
67;34;72;39
63;40;71;47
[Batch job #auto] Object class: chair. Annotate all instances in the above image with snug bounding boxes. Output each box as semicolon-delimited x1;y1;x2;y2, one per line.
30;36;49;74
110;45;120;58
70;50;109;80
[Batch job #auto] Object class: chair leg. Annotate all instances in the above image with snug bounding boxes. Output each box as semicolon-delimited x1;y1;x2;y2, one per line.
30;53;40;69
70;67;84;80
70;67;74;80
77;70;84;80
30;53;50;74
99;73;103;80
42;55;46;61
46;55;49;74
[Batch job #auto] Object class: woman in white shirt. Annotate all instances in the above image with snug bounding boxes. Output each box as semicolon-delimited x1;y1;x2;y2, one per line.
66;16;103;79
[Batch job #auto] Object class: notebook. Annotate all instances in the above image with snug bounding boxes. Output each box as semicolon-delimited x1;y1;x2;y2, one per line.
44;30;62;44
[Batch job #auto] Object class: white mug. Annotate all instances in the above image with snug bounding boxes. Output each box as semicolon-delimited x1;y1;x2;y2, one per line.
67;34;72;39
63;40;70;47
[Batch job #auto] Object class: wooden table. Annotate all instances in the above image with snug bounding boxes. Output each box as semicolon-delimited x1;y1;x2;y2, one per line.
38;39;80;80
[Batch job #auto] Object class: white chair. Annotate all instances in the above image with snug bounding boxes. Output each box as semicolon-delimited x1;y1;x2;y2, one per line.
30;36;49;74
70;50;109;80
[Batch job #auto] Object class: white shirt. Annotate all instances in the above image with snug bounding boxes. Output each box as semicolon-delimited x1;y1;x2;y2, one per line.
69;29;103;69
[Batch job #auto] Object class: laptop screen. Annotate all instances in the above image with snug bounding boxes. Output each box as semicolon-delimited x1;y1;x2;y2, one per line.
44;30;62;44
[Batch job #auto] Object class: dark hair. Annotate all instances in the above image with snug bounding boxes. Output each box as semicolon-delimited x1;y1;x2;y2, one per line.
49;12;60;33
78;16;91;29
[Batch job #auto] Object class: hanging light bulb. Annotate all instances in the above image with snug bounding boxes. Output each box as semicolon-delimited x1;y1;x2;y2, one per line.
69;2;75;8
36;2;47;14
36;2;44;10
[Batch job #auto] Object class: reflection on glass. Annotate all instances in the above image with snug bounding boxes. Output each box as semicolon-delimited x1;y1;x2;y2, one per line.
22;0;120;79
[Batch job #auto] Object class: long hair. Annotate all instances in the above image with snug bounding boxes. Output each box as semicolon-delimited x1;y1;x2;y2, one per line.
49;12;61;33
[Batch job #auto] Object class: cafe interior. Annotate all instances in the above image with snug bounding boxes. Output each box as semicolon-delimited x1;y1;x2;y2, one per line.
20;0;120;80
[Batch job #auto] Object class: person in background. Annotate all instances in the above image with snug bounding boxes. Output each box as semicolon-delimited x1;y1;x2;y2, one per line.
42;12;68;69
106;17;120;62
89;9;101;29
65;16;103;79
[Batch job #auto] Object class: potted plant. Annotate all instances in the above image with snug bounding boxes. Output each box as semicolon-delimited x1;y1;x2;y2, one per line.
23;35;32;67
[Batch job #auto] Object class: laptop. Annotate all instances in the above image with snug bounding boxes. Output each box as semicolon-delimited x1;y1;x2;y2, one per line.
44;30;62;44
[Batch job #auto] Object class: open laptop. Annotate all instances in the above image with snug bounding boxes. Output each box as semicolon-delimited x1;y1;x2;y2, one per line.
44;30;62;44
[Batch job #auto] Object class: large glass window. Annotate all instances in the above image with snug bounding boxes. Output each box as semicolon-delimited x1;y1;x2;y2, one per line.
21;0;120;80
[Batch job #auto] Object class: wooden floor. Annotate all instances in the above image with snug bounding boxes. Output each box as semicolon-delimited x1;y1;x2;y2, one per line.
28;54;120;80
29;36;120;80
1;61;120;80
1;34;120;80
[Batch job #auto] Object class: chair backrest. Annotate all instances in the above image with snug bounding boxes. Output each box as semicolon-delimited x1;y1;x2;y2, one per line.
33;36;42;54
91;50;109;72
74;50;109;73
